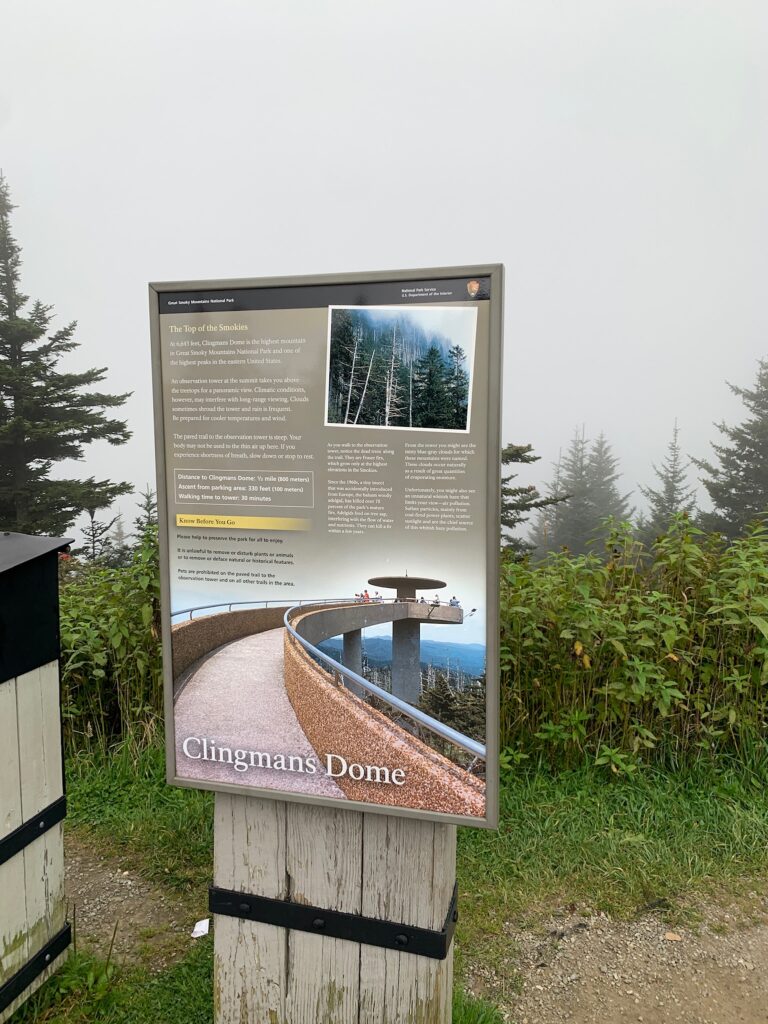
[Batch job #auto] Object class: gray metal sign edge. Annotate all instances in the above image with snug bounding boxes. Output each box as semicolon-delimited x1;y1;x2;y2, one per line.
149;263;504;830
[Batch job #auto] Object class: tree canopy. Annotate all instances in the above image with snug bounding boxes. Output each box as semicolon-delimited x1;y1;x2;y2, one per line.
0;176;131;535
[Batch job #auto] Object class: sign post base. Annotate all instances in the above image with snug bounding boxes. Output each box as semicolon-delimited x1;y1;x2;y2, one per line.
213;793;456;1023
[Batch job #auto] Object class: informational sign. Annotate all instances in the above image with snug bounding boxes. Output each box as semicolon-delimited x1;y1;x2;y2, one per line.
150;266;502;827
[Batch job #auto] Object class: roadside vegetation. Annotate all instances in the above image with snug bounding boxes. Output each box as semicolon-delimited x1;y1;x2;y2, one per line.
501;516;768;773
13;732;768;1023
14;509;762;1022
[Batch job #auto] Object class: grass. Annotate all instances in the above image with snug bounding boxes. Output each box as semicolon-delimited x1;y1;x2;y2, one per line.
35;743;499;1023
12;940;503;1024
457;756;768;971
66;743;213;899
13;742;768;1022
11;941;214;1024
451;988;505;1024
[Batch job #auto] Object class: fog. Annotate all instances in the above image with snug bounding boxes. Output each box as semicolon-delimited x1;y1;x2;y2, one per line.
3;0;767;540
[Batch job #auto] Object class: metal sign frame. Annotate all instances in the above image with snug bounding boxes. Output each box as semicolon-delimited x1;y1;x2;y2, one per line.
149;265;503;829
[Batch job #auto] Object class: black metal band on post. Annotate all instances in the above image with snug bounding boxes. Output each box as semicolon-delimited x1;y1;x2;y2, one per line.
0;796;66;867
209;882;459;960
0;924;71;1015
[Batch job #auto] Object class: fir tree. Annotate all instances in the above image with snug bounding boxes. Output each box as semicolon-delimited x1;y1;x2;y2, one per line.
531;429;633;555
639;421;697;542
528;455;567;553
413;344;451;428
692;360;768;539
327;309;472;431
132;486;158;537
103;516;134;568
420;672;458;721
420;672;485;744
446;344;470;429
327;308;355;421
0;176;131;535
500;442;567;555
533;429;592;554
585;432;634;528
78;506;119;562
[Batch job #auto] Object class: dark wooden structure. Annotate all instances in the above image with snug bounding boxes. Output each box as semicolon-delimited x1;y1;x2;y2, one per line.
0;532;71;1022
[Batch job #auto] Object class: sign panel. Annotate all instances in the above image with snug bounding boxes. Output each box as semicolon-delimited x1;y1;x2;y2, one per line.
150;266;502;827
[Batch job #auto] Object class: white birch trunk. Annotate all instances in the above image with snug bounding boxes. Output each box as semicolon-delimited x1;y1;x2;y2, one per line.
409;358;413;427
353;350;375;425
343;328;360;424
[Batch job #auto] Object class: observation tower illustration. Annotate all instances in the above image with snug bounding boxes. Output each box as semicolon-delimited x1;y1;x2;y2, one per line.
363;574;462;704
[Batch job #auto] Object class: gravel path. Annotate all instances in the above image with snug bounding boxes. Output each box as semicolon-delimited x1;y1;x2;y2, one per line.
470;889;768;1023
173;628;345;798
66;824;768;1021
64;834;191;970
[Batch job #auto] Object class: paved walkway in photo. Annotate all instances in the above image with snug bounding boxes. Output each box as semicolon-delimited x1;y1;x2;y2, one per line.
173;628;345;798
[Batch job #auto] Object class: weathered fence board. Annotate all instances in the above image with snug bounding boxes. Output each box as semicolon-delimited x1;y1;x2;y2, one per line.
285;802;363;1023
0;675;27;997
359;815;456;1024
0;662;67;1023
213;795;289;1021
213;793;455;1024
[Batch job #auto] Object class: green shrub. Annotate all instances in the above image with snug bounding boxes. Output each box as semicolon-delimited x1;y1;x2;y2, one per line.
501;516;768;769
58;513;768;774
59;526;162;756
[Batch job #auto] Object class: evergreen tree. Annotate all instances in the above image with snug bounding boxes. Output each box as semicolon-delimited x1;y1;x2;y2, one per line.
531;429;633;555
692;360;768;539
585;432;634;527
500;442;567;555
327;308;356;421
446;344;469;429
533;429;592;554
639;421;697;541
529;455;568;553
327;309;471;431
420;672;458;721
78;507;119;562
103;516;134;568
420;672;485;744
0;177;131;535
132;486;158;537
413;344;451;428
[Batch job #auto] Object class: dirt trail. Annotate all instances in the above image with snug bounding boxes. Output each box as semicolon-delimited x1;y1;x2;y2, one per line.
473;889;768;1024
64;834;198;971
66;831;768;1021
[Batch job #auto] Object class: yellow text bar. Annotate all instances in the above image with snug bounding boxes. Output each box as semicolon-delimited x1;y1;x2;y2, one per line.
176;514;311;531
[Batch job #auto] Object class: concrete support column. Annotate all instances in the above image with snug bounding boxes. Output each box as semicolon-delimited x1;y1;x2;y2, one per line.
341;629;365;698
342;629;362;675
391;619;421;705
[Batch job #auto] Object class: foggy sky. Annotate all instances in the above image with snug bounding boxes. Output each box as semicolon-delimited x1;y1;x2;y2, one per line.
3;0;767;540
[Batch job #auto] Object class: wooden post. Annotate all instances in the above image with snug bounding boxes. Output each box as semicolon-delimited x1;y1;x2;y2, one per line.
213;794;456;1024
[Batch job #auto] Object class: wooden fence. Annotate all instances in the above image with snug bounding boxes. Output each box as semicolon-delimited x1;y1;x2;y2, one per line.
0;535;71;1022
